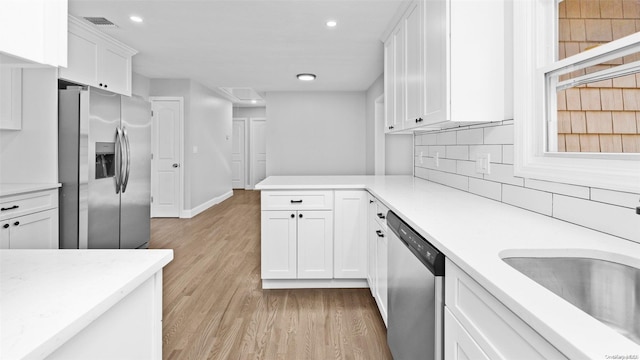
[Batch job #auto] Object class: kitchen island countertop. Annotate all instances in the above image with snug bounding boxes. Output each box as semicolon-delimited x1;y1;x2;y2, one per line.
257;175;640;358
0;249;173;359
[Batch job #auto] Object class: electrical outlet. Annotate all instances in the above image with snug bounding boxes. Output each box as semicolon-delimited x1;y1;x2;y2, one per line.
419;151;424;165
476;153;490;174
435;152;440;167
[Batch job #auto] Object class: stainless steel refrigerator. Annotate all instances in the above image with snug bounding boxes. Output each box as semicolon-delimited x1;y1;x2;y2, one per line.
58;86;151;249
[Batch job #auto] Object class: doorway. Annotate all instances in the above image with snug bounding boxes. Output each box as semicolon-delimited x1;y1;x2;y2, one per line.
150;97;184;218
231;118;248;189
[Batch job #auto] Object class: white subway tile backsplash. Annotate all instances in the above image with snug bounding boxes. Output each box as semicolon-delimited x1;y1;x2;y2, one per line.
469;145;502;163
456;128;484;145
446;145;469;160
469;178;502;201
456;160;483;179
484;124;514;144
590;188;640;209
415;166;429;180
502;145;514;164
483;163;525;187
553;194;640;242
502;185;553;216
428;145;446;157
428;170;469;191
437;131;457;145
430;158;457;173
525;179;590;199
421;133;438;145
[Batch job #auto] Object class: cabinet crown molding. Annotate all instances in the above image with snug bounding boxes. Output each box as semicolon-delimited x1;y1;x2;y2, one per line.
68;15;138;57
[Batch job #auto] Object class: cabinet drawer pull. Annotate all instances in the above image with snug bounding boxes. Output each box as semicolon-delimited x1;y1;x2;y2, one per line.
2;224;8;229
290;200;303;204
1;205;19;211
13;221;19;226
369;200;374;204
377;213;386;219
376;230;384;237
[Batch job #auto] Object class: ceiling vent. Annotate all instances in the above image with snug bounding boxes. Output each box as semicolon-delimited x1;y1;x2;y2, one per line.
83;17;118;28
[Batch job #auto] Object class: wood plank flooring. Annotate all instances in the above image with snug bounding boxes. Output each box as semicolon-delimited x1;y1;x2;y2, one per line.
151;190;392;360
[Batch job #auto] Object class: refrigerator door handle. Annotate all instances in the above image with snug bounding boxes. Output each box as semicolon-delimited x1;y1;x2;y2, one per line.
122;127;131;193
115;127;123;194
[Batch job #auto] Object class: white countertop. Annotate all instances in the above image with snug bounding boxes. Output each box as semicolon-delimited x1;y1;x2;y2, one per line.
0;249;174;360
0;183;61;197
257;175;640;358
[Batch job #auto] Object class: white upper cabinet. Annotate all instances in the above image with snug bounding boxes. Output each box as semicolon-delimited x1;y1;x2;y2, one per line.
59;16;137;96
384;0;512;132
0;0;68;68
0;67;22;130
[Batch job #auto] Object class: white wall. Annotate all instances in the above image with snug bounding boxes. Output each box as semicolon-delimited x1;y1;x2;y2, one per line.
189;81;232;210
365;74;384;175
0;68;58;183
132;72;151;100
265;91;366;176
386;134;413;175
150;79;233;214
233;106;266;118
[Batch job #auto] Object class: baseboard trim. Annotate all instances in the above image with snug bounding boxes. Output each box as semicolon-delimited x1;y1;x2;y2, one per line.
180;190;233;219
261;278;368;290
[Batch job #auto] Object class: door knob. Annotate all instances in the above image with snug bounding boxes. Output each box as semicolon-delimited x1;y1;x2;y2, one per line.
172;163;180;168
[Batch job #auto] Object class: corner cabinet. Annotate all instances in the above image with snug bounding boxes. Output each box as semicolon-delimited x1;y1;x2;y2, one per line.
0;188;59;249
384;0;512;133
59;16;137;96
444;259;566;360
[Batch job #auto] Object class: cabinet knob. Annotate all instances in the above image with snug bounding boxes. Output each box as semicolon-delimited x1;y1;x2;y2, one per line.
13;221;19;226
99;83;103;87
415;118;419;123
377;213;386;219
299;213;303;218
2;224;8;229
418;118;423;122
369;200;374;204
389;126;394;130
104;84;108;88
291;214;295;218
376;230;385;238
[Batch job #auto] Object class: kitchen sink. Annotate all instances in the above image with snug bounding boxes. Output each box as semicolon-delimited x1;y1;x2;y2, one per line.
503;256;640;345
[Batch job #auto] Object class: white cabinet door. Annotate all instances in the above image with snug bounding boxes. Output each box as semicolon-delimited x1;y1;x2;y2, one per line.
0;221;9;249
403;0;424;129
261;211;297;279
423;0;447;125
60;29;99;87
9;209;58;249
297;211;333;279
0;67;22;130
384;38;396;133
334;191;368;279
0;0;67;67
375;227;388;326
367;195;377;294
444;308;491;360
98;45;130;95
392;23;405;133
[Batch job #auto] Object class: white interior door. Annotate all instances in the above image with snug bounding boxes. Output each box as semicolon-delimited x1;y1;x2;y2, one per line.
250;117;267;187
231;118;246;189
150;98;182;218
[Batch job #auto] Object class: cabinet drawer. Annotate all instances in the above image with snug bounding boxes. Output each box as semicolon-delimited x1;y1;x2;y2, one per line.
0;189;58;221
374;200;389;229
445;259;566;360
261;190;334;211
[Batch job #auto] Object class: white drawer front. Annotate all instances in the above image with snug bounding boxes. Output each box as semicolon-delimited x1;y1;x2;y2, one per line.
445;259;566;360
374;201;389;229
0;189;58;221
261;190;334;211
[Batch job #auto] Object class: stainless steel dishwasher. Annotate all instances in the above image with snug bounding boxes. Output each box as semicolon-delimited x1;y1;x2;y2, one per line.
387;211;445;360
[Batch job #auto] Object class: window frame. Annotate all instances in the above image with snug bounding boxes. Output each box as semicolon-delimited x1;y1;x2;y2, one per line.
513;0;640;194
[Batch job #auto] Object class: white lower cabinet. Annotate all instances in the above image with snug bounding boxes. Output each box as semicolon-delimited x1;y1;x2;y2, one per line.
445;259;566;360
334;190;368;278
261;210;333;280
366;194;388;326
444;308;490;360
0;188;59;249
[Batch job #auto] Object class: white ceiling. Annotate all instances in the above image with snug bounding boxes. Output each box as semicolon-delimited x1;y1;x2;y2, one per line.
68;0;407;94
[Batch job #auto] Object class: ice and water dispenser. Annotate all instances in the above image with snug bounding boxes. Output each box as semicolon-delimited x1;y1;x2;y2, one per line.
95;142;115;179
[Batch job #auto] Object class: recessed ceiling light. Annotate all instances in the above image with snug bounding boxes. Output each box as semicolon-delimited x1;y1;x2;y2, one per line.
250;100;257;104
326;20;337;28
130;15;143;23
297;73;316;81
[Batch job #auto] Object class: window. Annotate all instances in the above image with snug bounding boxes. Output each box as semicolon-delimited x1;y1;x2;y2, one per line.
514;0;640;193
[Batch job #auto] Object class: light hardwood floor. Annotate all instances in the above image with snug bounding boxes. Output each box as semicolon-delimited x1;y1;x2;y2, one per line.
151;190;392;360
